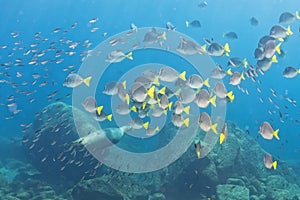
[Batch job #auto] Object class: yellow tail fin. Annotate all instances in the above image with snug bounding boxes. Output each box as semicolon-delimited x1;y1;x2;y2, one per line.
142;102;147;109
131;106;137;113
273;161;277;170
220;133;226;144
297;69;300;74
183;105;190;114
161;32;167;40
183;118;189;127
197;150;201;159
275;43;281;55
97;106;103;115
163;109;167;115
168;102;173;110
201;44;207;53
185;21;189;27
273;129;280;140
155;126;160;131
209;95;216;107
277;37;284;42
203;78;210;87
143;122;149;129
271;55;278;63
175;88;181;96
296;11;300;19
224;43;230;53
122;80;127;89
211;123;218;134
147;86;155;99
286;26;293;35
153;76;160;86
158;87;166;95
179;71;187;81
227;68;233;75
106;114;112;121
126;52;133;60
125;94;130;105
241;73;245;80
83;76;92;87
243;59;248;68
227;91;235;102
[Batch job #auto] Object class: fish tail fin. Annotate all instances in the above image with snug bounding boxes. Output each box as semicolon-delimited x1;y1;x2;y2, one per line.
155;126;160;131
227;91;235;102
162;31;167;40
122;80;127;89
143;122;149;129
142;102;147;109
183;118;190;127
131;106;137;113
83;76;92;87
197;150;201;159
183;105;190;114
179;71;187;81
203;78;210;87
277;37;284;42
209;95;217;107
158;86;166;95
168;102;173;110
126;52;133;60
185;21;189;27
286;26;293;35
243;59;248;68
106;114;113;121
125;94;130;105
153;76;160;86
225;52;230;57
175;88;181;96
196;88;201;93
297;69;300;74
220;133;225;144
201;44;207;53
224;43;231;53
275;43;282;55
271;55;278;63
241;73;245;80
273;160;277;170
163;109;167;115
96;106;103;115
296;11;300;19
273;129;280;140
227;68;233;75
211;123;218;134
147;86;155;99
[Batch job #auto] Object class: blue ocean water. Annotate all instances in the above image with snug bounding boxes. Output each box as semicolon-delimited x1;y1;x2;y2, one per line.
1;0;300;199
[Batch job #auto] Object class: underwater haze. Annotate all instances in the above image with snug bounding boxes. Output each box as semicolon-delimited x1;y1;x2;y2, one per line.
1;0;300;200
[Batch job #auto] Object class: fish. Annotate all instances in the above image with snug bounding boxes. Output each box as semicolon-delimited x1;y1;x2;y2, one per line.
146;126;160;136
194;89;216;108
177;87;197;104
264;153;277;170
143;28;166;43
116;103;137;115
82;96;103;114
129;117;148;130
207;43;230;57
186;74;210;89
103;81;126;96
227;57;246;68
250;17;259;26
210;65;232;79
259;121;279;140
171;113;189;128
213;82;234;102
129;83;155;102
166;22;176;30
105;50;133;63
186;20;201;28
223;32;238;40
130;23;138;32
158;94;172;110
158;66;186;82
173;101;190;115
256;55;278;72
269;25;293;41
93;111;112;122
198;112;218;134
89;18;99;24
263;40;281;59
279;11;300;25
198;1;208;8
283;66;300;78
194;140;201;159
229;72;245;86
63;74;92;88
220;123;228;144
176;37;206;55
151;105;167;117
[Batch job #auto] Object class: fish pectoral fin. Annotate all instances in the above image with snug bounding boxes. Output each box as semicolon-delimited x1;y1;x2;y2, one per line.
83;76;92;87
273;129;280;140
